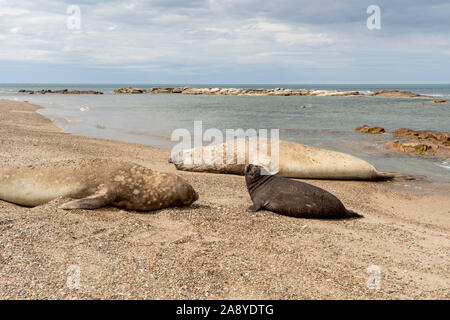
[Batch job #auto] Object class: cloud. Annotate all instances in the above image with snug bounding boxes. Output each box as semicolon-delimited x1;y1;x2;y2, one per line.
0;0;448;82
275;31;333;46
0;7;30;16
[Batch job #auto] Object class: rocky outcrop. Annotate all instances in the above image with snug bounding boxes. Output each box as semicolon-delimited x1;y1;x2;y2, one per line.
112;87;430;98
385;128;450;158
113;88;146;94
392;128;449;144
355;125;385;134
18;89;103;94
431;99;446;103
369;90;430;98
175;87;364;96
148;88;174;94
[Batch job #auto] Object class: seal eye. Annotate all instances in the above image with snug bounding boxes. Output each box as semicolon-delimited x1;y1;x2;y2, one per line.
245;164;253;173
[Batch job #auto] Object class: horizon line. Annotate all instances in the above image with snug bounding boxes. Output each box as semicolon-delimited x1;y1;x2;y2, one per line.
1;82;450;85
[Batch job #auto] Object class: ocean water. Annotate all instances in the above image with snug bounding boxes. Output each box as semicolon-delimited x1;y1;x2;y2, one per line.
1;83;449;183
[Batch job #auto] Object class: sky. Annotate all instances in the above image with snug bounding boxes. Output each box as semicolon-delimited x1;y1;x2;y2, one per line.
0;0;449;83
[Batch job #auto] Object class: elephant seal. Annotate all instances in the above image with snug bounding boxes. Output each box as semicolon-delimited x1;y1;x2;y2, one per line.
169;138;395;180
245;164;361;219
0;158;198;211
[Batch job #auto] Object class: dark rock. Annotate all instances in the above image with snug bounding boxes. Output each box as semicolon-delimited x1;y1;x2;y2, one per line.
385;128;450;158
355;125;385;134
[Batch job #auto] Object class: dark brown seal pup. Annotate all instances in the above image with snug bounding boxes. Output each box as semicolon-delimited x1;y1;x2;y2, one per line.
244;164;361;219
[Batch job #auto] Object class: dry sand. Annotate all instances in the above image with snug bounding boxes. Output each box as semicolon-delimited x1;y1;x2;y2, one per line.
0;99;448;300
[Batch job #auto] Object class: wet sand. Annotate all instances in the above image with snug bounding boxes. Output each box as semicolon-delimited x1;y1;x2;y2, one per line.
0;99;448;299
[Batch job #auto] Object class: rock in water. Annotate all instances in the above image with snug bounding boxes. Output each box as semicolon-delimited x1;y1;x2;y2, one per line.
385;128;450;158
355;125;385;134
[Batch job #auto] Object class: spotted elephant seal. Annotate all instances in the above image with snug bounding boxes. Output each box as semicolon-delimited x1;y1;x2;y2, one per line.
0;158;198;211
170;138;396;180
245;164;361;219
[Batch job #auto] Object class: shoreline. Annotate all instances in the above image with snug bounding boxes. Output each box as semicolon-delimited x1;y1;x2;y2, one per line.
34;96;450;186
0;99;449;299
28;101;450;187
21;100;450;190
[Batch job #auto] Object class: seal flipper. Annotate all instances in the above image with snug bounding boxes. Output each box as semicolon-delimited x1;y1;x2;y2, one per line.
345;209;363;219
247;203;262;212
247;200;270;212
59;189;115;210
376;171;424;181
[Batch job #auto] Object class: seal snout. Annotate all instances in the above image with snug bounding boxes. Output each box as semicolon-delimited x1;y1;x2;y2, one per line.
183;190;199;205
168;151;182;165
245;164;262;178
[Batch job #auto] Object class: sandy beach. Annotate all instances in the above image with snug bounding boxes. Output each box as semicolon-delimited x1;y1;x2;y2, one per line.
0;99;448;299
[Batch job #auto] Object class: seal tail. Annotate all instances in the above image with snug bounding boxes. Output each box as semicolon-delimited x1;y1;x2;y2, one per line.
375;171;425;181
345;209;363;219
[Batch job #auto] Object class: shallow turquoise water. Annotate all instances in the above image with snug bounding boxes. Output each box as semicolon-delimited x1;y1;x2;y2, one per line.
1;84;449;182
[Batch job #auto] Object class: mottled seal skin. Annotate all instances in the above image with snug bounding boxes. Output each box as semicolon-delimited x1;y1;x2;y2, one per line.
245;164;362;219
0;158;198;211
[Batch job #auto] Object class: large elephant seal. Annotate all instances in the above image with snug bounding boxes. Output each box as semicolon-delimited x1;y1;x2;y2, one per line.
169;138;395;180
245;164;361;219
0;158;198;211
